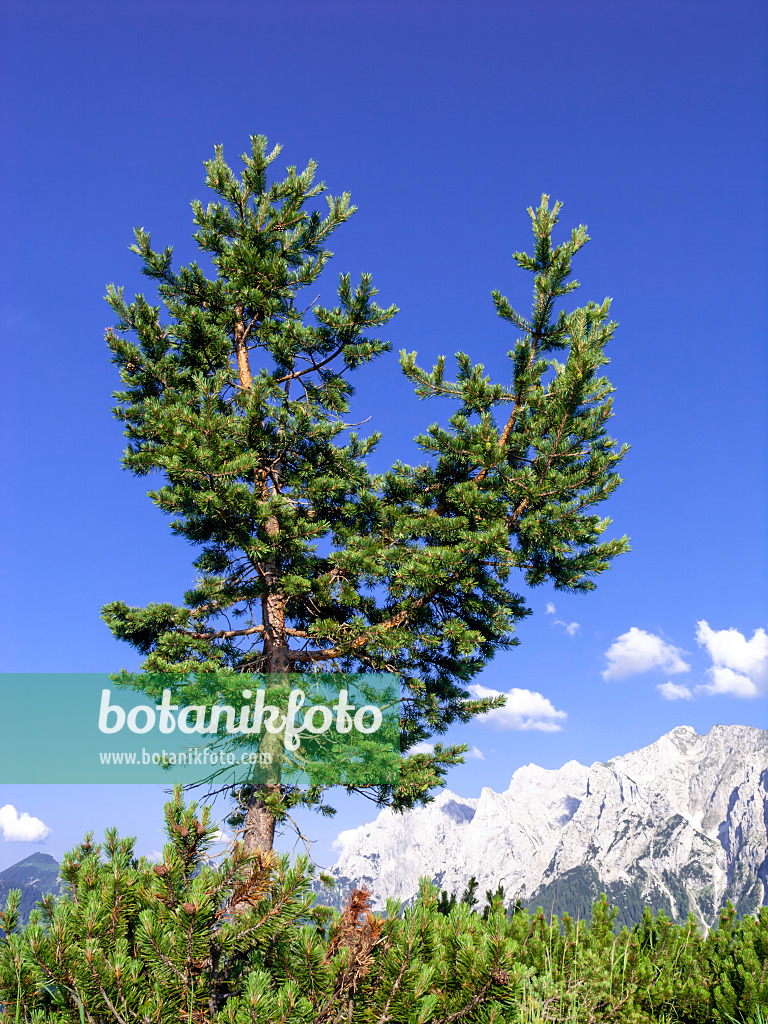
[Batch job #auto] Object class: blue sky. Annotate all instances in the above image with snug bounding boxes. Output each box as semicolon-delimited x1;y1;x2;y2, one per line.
1;0;766;874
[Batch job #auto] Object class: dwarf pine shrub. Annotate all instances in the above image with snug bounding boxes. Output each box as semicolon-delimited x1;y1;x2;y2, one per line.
1;788;767;1023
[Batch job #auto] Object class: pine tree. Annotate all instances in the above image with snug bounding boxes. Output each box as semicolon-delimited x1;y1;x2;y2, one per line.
482;884;507;921
102;134;630;854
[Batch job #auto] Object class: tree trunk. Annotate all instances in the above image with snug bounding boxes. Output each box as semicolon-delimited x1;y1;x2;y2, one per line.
242;539;290;854
241;721;285;854
243;784;280;853
233;306;289;857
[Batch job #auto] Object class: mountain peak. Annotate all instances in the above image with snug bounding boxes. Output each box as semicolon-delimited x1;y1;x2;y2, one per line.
2;852;59;870
324;724;768;932
0;851;63;933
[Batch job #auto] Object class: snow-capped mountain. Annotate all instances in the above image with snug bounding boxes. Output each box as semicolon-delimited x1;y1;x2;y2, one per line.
318;725;768;931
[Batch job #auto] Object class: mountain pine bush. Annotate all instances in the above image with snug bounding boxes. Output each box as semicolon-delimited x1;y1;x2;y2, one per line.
1;789;767;1023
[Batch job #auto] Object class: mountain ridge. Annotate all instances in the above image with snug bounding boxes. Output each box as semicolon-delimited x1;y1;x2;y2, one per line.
318;724;768;931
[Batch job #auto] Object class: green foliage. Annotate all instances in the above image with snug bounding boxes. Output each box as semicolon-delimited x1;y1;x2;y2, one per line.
436;876;497;918
2;792;767;1023
461;876;480;911
0;786;322;1024
703;902;768;1022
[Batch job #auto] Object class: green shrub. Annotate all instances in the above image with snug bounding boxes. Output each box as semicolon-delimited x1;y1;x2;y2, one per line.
2;789;767;1023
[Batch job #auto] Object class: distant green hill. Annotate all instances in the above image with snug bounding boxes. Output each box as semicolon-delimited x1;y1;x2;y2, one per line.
0;853;62;936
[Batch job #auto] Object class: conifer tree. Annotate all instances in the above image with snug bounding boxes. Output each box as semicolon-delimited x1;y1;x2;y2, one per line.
102;134;630;854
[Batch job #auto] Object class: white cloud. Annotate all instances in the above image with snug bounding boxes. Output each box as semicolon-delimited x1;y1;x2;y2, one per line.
332;827;364;856
467;746;485;760
545;602;579;635
695;667;760;699
408;741;435;755
468;684;567;732
657;681;693;701
695;621;767;697
0;805;51;842
602;627;690;680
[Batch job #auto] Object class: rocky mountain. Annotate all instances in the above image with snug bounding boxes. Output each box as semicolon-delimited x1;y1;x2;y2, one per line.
0;852;63;936
316;725;768;932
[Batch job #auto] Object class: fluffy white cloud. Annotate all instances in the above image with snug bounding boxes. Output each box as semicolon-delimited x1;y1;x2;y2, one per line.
696;667;760;699
408;741;435;755
602;628;690;680
467;746;485;761
545;602;557;615
0;805;51;842
695;621;767;697
467;684;567;732
657;681;693;701
332;827;365;856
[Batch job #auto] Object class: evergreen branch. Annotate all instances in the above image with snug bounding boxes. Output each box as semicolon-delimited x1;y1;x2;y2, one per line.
433;946;503;1024
178;624;263;640
372;933;415;1024
83;958;132;1024
274;341;348;384
286;587;445;663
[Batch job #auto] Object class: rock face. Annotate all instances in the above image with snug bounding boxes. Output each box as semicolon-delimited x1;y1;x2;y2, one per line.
321;725;768;931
